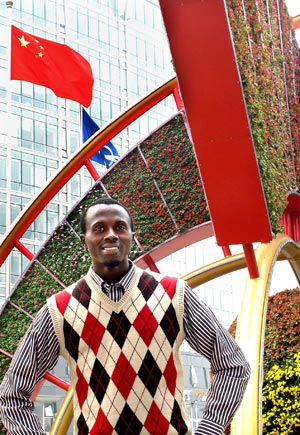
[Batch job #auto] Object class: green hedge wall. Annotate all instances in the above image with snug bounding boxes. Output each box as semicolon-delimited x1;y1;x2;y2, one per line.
226;0;300;233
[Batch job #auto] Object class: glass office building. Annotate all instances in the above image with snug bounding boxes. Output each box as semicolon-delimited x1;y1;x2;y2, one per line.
0;0;260;432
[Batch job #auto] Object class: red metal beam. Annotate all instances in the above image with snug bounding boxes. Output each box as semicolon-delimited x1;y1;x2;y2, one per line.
85;159;100;181
159;0;272;248
14;240;34;261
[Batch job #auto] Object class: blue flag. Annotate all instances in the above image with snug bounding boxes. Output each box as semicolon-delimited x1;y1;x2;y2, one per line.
82;108;119;168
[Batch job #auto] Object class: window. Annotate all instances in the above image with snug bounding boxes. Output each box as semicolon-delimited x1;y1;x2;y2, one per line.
10;151;58;194
43;402;57;433
0;193;6;235
10;250;29;284
10;195;29;223
0;152;6;188
78;12;88;37
21;117;34;149
23;204;59;242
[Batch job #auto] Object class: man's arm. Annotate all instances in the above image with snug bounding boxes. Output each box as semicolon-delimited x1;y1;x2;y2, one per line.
0;305;60;435
183;284;250;435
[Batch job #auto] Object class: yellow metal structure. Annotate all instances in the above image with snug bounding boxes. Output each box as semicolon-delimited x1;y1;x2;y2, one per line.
49;387;73;435
50;234;300;435
232;234;300;435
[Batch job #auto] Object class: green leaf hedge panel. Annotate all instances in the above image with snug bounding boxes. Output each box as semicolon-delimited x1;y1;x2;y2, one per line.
4;261;63;316
140;113;210;232
0;305;32;358
37;221;89;286
0;356;11;385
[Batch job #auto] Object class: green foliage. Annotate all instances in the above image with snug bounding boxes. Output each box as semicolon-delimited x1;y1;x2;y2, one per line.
11;261;63;315
262;288;300;434
0;305;32;358
37;221;90;286
140;114;209;233
226;0;300;233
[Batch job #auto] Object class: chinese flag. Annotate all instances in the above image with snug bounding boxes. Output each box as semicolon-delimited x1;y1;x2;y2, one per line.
11;25;94;107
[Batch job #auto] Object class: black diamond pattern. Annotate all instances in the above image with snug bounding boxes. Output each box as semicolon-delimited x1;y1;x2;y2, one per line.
73;279;91;309
63;319;80;361
138;350;162;397
115;403;143;435
170;400;188;434
138;271;158;301
77;412;89;435
160;303;179;346
90;358;111;405
106;310;131;348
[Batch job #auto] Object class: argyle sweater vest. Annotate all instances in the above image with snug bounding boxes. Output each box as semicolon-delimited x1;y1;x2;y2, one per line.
48;267;191;435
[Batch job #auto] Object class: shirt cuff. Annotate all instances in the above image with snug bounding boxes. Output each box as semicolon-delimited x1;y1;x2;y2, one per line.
195;419;224;435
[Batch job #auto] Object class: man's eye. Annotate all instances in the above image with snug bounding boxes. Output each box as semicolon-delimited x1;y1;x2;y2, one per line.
95;226;104;232
117;224;126;230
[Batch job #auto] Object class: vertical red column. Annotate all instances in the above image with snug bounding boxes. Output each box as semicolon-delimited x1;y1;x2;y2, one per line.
159;0;272;249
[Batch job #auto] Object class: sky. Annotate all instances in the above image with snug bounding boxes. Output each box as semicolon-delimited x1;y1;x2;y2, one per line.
285;0;300;16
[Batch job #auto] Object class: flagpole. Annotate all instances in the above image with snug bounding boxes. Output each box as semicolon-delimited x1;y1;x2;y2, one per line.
5;1;13;298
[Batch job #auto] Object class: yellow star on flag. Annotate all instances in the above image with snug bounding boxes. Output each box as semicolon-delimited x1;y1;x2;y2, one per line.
18;35;30;48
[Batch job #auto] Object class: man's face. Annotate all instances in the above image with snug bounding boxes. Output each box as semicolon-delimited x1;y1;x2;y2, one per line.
81;204;133;281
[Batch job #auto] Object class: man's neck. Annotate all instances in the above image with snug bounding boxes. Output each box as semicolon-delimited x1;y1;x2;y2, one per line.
93;261;132;283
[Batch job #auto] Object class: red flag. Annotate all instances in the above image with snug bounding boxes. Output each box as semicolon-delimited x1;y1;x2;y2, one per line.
10;25;94;107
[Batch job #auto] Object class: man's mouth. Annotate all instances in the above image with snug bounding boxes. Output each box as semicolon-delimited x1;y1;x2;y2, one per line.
102;246;119;252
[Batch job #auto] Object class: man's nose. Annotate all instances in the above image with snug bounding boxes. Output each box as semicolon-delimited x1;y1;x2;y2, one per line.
104;228;118;239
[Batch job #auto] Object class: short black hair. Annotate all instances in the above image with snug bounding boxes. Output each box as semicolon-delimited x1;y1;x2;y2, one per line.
80;197;134;234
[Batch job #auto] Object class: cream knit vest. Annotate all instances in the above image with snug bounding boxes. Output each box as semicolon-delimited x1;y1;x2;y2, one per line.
48;267;191;435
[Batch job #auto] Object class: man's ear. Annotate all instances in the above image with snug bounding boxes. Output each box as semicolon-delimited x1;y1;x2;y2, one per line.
81;234;87;249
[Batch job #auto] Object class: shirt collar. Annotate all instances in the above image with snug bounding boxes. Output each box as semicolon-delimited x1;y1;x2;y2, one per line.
88;260;135;292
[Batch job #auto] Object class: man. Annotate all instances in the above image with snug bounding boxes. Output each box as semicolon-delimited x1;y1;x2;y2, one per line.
0;197;250;435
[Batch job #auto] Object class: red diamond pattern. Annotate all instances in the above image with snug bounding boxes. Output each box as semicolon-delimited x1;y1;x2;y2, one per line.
111;352;137;400
160;276;177;299
56;290;71;315
144;401;170;434
81;311;106;355
90;407;114;435
75;366;89;408
133;303;159;346
163;353;176;396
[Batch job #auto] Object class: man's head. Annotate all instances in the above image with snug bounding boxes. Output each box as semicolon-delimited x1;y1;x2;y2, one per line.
80;197;134;282
80;197;134;234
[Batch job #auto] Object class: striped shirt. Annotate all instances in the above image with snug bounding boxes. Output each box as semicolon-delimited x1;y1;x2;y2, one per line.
0;264;250;435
